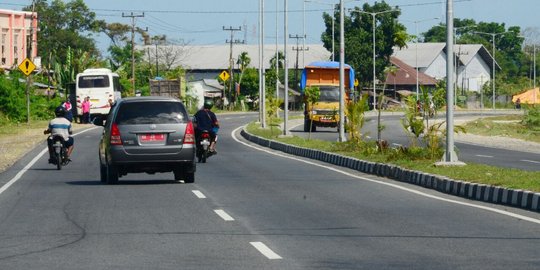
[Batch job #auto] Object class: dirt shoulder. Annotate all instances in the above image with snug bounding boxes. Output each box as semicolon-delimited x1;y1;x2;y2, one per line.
0;123;91;173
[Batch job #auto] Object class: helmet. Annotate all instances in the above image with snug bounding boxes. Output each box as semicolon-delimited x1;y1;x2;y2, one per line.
54;106;66;117
203;100;214;110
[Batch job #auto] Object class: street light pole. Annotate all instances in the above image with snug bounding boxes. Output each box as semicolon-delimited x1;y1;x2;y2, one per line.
338;0;345;142
404;17;438;100
474;31;511;109
283;0;289;136
350;8;399;110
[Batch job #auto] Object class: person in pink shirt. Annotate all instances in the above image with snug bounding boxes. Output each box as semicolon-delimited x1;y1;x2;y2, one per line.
81;96;91;124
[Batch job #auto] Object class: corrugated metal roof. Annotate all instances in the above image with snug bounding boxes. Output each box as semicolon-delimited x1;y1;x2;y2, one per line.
385;57;438;86
140;44;331;70
392;42;497;70
393;43;446;68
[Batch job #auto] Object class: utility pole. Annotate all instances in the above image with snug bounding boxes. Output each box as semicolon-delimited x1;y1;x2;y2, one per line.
26;0;36;124
123;12;144;92
223;26;243;109
289;34;307;91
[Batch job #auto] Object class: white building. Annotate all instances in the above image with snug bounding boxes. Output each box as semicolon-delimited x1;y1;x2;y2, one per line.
393;43;496;92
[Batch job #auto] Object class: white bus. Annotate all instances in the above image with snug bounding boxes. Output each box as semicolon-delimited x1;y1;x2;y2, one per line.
75;68;122;121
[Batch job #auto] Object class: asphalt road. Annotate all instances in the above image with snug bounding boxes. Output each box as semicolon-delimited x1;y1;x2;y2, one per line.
0;112;539;269
290;112;540;171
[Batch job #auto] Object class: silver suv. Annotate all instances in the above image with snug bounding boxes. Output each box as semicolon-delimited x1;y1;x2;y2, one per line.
95;96;196;184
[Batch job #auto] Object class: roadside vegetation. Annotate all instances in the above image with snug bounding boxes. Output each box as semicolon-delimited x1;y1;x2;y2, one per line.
247;102;540;192
462;106;540;143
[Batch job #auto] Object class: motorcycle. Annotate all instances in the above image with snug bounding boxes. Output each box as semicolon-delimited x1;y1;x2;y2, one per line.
196;130;212;163
48;135;70;170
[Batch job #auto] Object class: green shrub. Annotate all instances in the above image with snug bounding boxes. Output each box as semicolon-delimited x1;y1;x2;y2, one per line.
523;106;540;131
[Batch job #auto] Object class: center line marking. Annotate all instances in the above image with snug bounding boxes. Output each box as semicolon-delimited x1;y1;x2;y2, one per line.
192;190;206;198
250;242;282;260
214;209;235;221
475;154;493;158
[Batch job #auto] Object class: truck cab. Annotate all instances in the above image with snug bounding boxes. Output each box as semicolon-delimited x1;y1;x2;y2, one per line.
300;61;355;132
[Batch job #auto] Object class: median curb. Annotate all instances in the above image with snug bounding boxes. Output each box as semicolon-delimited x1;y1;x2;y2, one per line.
241;128;540;213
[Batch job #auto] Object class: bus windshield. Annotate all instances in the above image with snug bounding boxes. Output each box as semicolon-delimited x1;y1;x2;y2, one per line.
319;86;340;102
78;75;110;88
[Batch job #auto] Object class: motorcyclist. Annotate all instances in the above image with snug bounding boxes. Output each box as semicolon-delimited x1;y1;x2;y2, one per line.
193;100;219;153
44;106;74;163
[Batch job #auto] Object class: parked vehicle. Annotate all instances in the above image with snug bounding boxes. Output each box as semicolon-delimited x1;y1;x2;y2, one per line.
94;96;196;184
300;61;355;132
48;135;70;170
75;68;122;123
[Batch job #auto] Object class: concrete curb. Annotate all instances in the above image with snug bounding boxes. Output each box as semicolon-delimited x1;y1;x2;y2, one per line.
241;128;540;213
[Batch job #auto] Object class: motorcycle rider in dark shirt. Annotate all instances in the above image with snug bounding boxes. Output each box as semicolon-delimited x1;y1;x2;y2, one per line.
193;100;219;153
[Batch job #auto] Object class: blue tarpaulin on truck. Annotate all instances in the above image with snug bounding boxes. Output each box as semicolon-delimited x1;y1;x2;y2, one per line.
300;61;355;91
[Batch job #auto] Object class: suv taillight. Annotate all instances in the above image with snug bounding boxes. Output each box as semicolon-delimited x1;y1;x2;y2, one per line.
183;121;195;144
110;123;122;145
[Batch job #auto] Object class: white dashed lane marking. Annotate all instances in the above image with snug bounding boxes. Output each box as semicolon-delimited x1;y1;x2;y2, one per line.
475;154;493;158
250;242;283;260
192;190;206;198
214;209;235;221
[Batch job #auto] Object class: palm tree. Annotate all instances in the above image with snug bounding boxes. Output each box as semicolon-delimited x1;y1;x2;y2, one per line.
377;64;399;149
236;51;251;85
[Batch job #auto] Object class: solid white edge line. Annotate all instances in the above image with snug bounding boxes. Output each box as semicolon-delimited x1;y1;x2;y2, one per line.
250;242;282;260
521;159;540;164
0;127;99;196
192;190;207;199
214;209;235;221
232;126;540;225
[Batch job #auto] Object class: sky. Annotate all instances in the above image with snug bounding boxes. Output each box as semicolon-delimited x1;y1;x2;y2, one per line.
2;0;539;55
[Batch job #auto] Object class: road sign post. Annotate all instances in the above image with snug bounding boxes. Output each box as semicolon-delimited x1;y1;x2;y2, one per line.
219;71;230;108
18;58;36;124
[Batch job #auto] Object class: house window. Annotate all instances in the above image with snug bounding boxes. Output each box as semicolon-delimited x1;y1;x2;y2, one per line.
1;31;6;65
14;32;19;65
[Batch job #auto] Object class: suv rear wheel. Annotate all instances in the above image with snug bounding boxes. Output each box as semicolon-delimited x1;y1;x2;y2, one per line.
106;163;119;184
174;170;195;183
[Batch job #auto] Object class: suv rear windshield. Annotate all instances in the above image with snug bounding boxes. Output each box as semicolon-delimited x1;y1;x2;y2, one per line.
115;101;188;125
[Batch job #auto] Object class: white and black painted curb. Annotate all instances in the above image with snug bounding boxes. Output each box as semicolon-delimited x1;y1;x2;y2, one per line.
241;129;540;213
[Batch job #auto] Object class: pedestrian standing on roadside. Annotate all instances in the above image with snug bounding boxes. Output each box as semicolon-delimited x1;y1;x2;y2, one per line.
61;98;73;122
515;98;521;110
82;96;91;124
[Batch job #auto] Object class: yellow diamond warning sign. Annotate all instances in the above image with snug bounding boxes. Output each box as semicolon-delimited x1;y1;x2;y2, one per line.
18;58;36;76
219;70;230;81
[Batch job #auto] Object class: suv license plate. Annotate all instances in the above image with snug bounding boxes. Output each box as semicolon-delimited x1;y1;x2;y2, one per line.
140;133;165;142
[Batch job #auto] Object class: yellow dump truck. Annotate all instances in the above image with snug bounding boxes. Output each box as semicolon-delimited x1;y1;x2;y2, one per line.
300;61;355;132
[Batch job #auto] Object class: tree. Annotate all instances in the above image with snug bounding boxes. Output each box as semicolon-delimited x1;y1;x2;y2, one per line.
237;67;259;98
377;65;398;148
236;51;251;85
25;0;105;67
345;94;369;145
266;51;285;97
321;2;407;86
304;86;320;139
